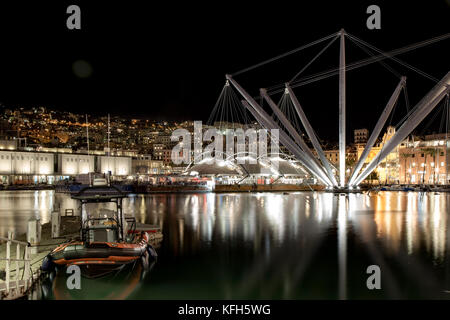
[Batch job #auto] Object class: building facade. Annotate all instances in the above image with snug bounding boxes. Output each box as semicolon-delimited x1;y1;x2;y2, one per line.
354;128;369;145
99;156;132;176
132;155;164;175
356;126;400;184
0;150;54;184
59;154;95;175
398;134;449;184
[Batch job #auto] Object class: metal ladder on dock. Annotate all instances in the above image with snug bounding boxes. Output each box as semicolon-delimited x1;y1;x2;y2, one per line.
0;232;33;300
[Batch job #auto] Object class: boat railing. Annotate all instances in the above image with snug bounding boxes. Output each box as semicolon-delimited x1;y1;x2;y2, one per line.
125;217;137;240
0;231;32;300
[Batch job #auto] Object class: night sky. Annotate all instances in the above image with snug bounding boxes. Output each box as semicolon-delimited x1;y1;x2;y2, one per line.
0;1;448;141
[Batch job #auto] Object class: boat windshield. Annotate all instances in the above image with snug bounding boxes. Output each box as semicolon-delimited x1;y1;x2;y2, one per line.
83;209;120;243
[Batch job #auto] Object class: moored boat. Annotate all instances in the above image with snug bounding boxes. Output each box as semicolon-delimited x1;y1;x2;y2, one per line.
41;185;157;278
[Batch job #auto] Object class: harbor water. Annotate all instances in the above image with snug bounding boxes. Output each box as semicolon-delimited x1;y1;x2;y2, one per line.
1;190;450;299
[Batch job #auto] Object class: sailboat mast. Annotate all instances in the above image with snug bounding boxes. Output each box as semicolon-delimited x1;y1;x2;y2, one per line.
86;114;90;155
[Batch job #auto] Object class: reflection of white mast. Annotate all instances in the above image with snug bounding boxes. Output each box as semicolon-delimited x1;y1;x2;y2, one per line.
86;114;90;155
338;196;347;300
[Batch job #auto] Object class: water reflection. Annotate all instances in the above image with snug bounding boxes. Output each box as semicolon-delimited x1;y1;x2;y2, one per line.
1;190;449;299
0;191;78;238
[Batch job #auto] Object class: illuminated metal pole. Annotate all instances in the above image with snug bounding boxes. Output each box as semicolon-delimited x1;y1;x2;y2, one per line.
446;95;449;185
260;88;334;185
348;77;406;186
338;29;346;187
353;71;450;186
285;84;339;187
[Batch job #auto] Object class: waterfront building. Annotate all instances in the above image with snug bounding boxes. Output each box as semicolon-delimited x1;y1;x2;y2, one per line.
99;156;132;176
58;153;95;175
0;150;54;184
398;133;449;184
153;143;166;160
132;155;164;175
354;128;369;145
0;150;134;185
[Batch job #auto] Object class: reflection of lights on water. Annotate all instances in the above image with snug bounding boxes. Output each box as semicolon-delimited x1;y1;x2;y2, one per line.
305;197;310;219
369;191;448;259
189;196;200;232
179;219;184;250
406;208;414;255
316;196;323;222
347;194;358;221
337;196;347;300
264;194;285;243
1;190;449;270
431;195;445;262
322;193;333;221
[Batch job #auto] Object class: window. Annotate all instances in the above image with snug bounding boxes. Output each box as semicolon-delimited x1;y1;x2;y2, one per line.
1;155;3;159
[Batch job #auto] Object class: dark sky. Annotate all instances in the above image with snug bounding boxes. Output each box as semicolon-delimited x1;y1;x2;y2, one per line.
0;1;448;141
